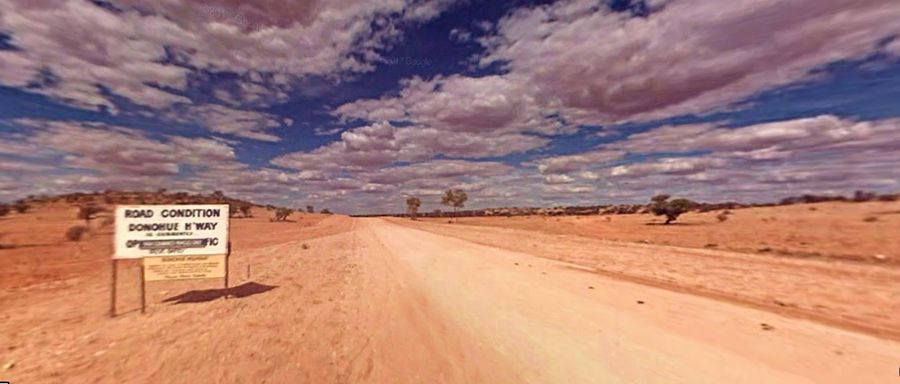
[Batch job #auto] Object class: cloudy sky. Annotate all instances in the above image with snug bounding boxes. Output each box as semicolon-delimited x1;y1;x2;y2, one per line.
1;0;899;213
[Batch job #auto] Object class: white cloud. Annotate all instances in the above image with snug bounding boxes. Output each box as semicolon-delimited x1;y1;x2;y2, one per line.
449;27;472;42
320;74;565;182
0;118;362;206
0;0;458;113
13;119;239;177
607;157;727;178
544;174;574;184
480;0;900;124
335;74;572;135
359;159;513;185
3;1;900;212
272;121;548;172
534;150;625;175
531;115;900;204
541;183;594;195
0;159;55;173
185;104;288;142
886;38;900;56
611;115;900;157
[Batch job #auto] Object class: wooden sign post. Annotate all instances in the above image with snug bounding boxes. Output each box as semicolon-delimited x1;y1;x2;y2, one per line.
109;259;118;317
224;242;231;299
111;204;230;317
140;264;146;314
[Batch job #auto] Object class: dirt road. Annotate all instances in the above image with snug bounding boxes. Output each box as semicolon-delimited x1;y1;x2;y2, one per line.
360;219;897;383
2;216;897;383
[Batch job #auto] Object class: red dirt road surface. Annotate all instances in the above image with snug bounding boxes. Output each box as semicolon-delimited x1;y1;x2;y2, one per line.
1;207;898;383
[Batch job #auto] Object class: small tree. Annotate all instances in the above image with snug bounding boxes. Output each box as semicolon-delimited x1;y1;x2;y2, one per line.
239;203;253;218
0;204;10;218
13;200;30;214
306;205;314;214
406;196;422;220
650;194;670;204
441;189;468;221
320;208;332;214
228;202;241;218
77;203;106;225
274;208;293;221
649;194;697;224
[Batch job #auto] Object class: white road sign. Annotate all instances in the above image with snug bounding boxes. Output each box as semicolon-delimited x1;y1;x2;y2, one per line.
114;204;229;259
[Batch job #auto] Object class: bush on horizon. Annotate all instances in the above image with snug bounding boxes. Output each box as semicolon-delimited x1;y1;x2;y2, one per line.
649;194;698;224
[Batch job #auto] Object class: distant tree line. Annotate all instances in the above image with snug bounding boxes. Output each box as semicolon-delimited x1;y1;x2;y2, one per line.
353;190;900;222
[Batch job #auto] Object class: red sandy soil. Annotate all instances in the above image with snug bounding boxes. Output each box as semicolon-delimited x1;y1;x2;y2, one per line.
417;200;900;263
393;201;900;341
0;203;336;290
1;202;898;383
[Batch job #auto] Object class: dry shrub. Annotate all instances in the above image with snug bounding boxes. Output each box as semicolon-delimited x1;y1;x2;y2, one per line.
301;243;310;250
77;203;106;224
66;225;89;241
100;216;115;227
863;216;878;222
13;201;30;214
274;208;293;221
716;212;730;223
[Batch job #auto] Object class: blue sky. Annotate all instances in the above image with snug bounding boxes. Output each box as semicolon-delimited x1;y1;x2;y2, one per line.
1;0;899;213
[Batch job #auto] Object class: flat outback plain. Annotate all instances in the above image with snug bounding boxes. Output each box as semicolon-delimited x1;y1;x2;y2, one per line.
1;200;899;383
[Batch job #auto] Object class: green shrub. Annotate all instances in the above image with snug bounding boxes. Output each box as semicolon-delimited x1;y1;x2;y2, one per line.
649;194;697;224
